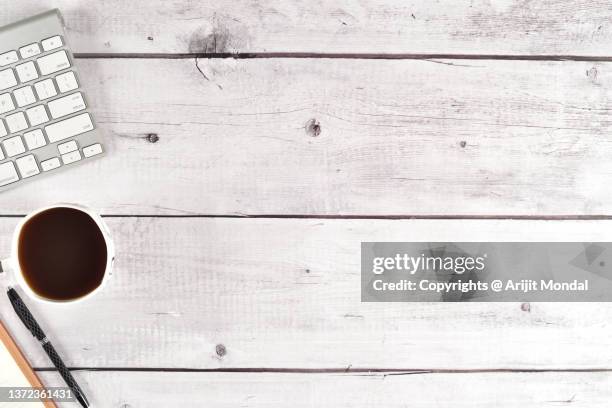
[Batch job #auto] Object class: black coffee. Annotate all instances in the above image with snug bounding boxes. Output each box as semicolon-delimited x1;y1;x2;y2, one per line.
18;207;107;301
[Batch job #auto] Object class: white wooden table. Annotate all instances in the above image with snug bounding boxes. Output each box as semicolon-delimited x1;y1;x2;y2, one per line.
1;1;612;406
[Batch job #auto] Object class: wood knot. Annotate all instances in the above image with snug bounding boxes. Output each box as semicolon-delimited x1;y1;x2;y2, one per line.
459;141;467;148
190;27;232;54
305;119;321;137
147;36;154;41
216;344;227;357
521;302;531;312
146;133;159;143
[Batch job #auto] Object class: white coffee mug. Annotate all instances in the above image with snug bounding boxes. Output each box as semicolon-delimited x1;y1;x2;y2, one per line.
0;203;115;304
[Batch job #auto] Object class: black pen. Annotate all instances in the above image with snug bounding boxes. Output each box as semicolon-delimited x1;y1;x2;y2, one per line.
7;287;89;408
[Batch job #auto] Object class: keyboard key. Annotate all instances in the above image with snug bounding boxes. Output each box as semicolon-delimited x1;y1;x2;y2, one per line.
0;93;15;114
83;143;103;158
42;36;63;51
15;154;39;178
13;86;36;107
48;92;86;119
0;162;18;186
19;43;41;59
3;135;25;157
0;120;6;137
45;113;93;143
15;61;38;83
61;150;81;164
26;105;49;126
36;50;70;75
23;129;46;150
58;140;78;154
41;157;60;171
5;112;27;133
34;78;57;100
55;71;78;93
0;68;17;90
0;51;18;67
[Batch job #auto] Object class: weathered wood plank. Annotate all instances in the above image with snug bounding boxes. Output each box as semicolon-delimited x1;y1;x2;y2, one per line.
1;58;610;215
36;370;612;408
2;217;612;369
3;1;612;55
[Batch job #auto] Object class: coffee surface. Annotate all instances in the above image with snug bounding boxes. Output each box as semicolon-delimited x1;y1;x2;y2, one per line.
18;207;107;301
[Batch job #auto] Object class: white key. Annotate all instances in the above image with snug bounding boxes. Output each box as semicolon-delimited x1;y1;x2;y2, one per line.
13;86;36;107
58;140;78;155
48;92;86;119
0;68;17;90
19;43;41;59
83;143;103;158
61;150;81;164
41;157;61;171
0;120;6;137
26;105;49;126
55;71;78;93
0;51;18;67
36;50;70;76
15;61;38;83
0;93;15;114
3;136;25;157
34;79;57;100
15;155;39;178
45;113;93;143
0;162;19;186
23;129;46;150
42;36;63;51
5;112;27;133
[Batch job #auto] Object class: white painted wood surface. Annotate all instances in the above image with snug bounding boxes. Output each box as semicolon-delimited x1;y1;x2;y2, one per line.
1;218;612;369
0;58;611;215
0;2;610;406
35;371;612;408
2;1;612;55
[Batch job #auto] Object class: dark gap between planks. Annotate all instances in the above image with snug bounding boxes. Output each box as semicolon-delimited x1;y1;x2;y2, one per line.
3;215;612;220
73;52;612;61
33;367;612;374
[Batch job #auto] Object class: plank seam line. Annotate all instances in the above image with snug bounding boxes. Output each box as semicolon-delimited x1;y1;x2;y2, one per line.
73;52;612;61
33;367;612;374
2;215;612;220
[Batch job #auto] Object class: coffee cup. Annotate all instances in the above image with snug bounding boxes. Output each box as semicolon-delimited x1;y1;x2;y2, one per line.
0;204;114;304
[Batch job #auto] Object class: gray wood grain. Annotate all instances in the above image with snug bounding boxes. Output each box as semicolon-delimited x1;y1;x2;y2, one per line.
2;217;612;369
2;1;612;56
1;58;610;215
0;2;609;404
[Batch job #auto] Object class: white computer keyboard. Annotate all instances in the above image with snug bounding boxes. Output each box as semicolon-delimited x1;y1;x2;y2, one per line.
0;9;104;193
